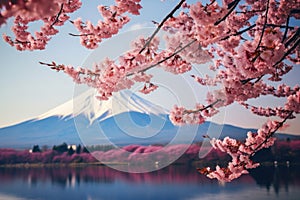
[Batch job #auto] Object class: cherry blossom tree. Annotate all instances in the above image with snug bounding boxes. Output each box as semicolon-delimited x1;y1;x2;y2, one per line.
1;0;299;182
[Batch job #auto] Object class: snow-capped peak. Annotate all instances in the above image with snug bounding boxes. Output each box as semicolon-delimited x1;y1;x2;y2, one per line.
36;89;169;123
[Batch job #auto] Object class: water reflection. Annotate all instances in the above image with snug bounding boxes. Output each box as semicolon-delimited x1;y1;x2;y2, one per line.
0;165;299;200
251;166;300;195
0;165;216;187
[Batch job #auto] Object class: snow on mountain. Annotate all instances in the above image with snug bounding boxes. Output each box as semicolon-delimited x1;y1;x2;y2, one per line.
0;89;298;149
0;90;175;148
36;89;169;124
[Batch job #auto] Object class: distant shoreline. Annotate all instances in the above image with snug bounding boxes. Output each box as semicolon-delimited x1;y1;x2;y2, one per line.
0;162;128;168
1;161;299;169
1;140;299;168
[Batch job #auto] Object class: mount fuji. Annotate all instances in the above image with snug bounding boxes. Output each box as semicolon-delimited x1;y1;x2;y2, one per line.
0;90;298;149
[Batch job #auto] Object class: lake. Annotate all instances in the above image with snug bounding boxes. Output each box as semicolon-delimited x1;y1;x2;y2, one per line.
0;165;299;200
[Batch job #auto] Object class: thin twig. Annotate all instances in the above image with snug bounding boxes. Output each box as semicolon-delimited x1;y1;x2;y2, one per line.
254;0;270;52
69;33;94;37
138;0;186;54
240;75;264;85
266;24;294;29
236;9;265;14
127;39;197;76
214;0;240;26
282;15;290;43
51;3;64;27
221;24;256;41
207;0;216;6
184;99;221;114
274;37;300;67
254;75;263;83
250;111;294;157
284;28;300;48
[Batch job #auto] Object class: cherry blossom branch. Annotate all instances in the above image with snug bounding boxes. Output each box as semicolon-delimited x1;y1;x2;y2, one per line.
284;28;300;48
50;3;64;27
236;9;265;14
282;15;290;43
69;0;142;49
249;111;293;157
39;61;103;78
220;24;256;41
254;0;270;52
183;99;221;114
127;38;197;76
207;0;216;7
2;0;82;50
265;24;295;29
240;75;263;85
39;61;66;71
214;0;240;25
142;39;197;71
138;0;186;54
169;98;221;126
68;33;94;37
273;36;300;67
199;111;294;182
240;102;293;118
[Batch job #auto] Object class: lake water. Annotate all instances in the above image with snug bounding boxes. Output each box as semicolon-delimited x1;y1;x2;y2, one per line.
0;165;299;200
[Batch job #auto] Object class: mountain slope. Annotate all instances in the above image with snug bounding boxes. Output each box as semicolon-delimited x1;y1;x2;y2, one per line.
0;90;298;149
37;89;169;123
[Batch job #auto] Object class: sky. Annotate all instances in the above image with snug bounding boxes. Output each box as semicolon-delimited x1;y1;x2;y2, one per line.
0;0;299;135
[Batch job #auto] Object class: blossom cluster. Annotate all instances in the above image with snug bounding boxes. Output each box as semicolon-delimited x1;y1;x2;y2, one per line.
236;84;300;119
1;0;142;50
2;0;82;50
41;36;198;99
169;103;219;126
166;0;299;126
285;90;300;113
262;84;300;97
72;0;142;49
200;118;289;182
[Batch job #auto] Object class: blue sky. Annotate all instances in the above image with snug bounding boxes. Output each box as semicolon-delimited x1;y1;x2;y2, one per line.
0;0;299;135
0;0;180;125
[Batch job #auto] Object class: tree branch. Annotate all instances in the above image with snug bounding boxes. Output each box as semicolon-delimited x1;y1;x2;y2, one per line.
240;75;263;85
51;3;64;27
282;15;290;43
274;36;300;67
214;0;240;26
138;0;186;54
69;33;94;37
266;24;295;29
250;111;294;157
284;28;300;48
128;39;197;76
15;39;30;44
254;0;270;52
236;9;265;14
221;24;256;41
183;99;222;114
